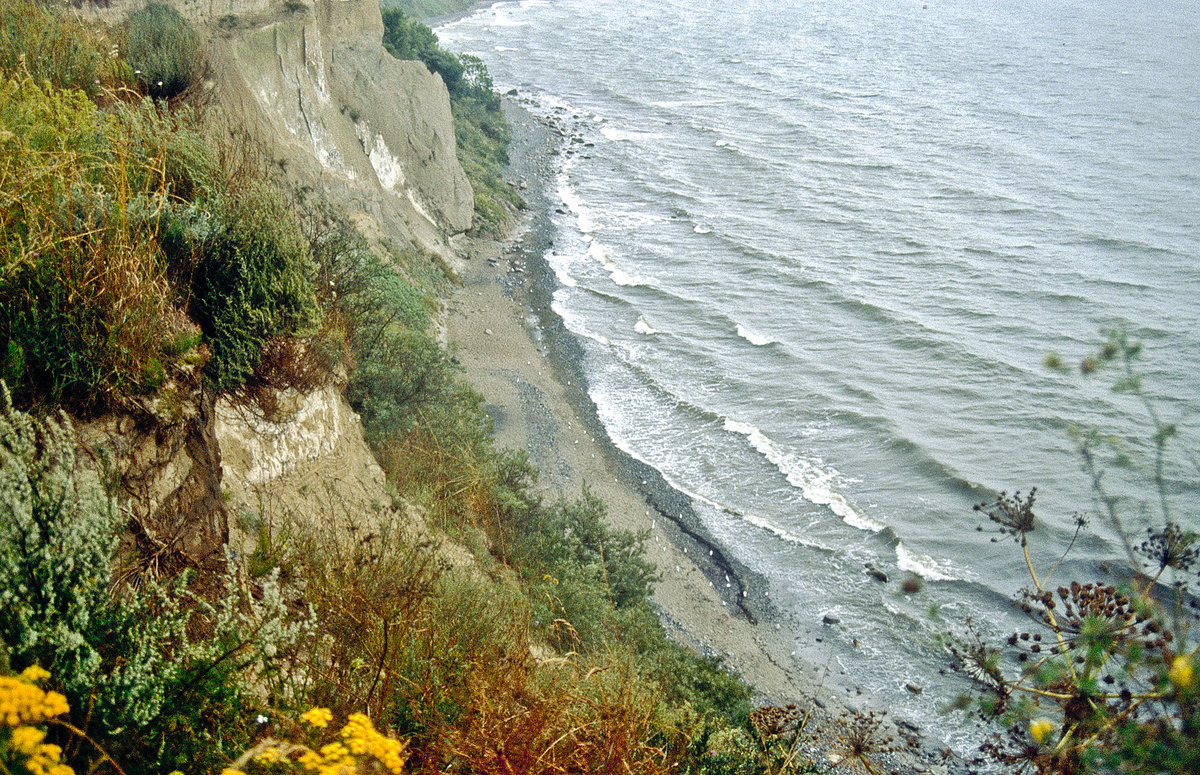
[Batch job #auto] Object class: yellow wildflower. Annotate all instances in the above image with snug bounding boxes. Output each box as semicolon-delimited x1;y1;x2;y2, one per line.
218;769;246;775
298;750;324;771
300;707;334;728
19;666;51;683
337;713;407;773
1029;718;1056;745
10;725;46;753
254;746;282;764
319;741;351;762
1169;655;1194;689
41;691;69;719
0;675;70;726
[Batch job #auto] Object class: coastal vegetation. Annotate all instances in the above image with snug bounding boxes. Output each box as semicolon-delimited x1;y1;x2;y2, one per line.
3;4;1191;775
0;4;769;774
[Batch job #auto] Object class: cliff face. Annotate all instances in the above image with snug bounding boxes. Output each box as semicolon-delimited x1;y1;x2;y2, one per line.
209;0;474;249
74;0;473;253
64;0;475;546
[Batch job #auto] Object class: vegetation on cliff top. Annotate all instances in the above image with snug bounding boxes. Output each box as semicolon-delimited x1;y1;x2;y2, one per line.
381;7;520;234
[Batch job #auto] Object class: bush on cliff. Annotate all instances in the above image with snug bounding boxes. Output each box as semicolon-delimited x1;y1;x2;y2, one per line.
122;3;204;100
174;181;320;392
0;385;311;775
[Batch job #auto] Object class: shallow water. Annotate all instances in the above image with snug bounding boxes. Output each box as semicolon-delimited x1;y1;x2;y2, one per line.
439;0;1200;751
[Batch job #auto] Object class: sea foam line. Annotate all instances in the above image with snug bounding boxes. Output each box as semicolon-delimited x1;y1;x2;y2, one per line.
722;419;885;532
895;544;961;582
735;323;776;346
591;413;833;552
556;175;642;287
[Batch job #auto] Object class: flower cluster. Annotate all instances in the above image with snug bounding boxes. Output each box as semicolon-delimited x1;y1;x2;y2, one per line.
232;709;408;775
1;667;74;775
339;713;406;774
291;711;407;775
300;707;333;729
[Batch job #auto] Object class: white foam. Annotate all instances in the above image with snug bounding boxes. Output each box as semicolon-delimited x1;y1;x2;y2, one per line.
693;224;712;234
599;125;662;143
551;297;610;346
896;544;959;582
648;99;720;109
544;252;578;287
736;324;776;346
592;424;832;552
634;316;659;335
723;419;885;532
556;179;597;234
586;240;640;286
494;46;516;52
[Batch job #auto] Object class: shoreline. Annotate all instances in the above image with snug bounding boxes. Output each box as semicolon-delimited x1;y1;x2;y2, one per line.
444;98;960;773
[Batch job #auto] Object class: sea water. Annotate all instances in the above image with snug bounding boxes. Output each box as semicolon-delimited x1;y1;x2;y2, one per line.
438;0;1200;751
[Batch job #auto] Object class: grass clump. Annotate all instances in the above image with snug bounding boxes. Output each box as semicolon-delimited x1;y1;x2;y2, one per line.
1;2;320;406
122;3;203;100
0;0;126;97
0;74;191;409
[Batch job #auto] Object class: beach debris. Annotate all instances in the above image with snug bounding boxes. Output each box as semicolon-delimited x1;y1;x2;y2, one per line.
865;563;889;583
905;683;923;695
823;613;841;625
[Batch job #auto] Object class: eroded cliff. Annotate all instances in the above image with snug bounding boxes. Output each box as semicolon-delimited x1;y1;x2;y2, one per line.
63;0;474;553
75;0;473;254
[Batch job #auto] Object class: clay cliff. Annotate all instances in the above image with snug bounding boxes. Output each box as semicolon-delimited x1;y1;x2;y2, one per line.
76;0;473;254
63;0;475;554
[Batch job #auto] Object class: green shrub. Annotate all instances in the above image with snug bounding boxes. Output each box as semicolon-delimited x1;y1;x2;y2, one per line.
0;384;312;773
0;381;121;689
123;3;203;100
0;0;119;96
171;182;318;391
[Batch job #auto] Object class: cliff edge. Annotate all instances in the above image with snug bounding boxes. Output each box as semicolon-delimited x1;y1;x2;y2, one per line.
73;0;473;255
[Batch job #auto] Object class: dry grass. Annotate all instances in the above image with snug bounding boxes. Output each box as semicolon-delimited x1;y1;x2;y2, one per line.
0;75;192;408
377;423;501;537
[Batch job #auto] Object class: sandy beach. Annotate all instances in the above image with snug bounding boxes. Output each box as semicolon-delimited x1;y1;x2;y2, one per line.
442;102;958;774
